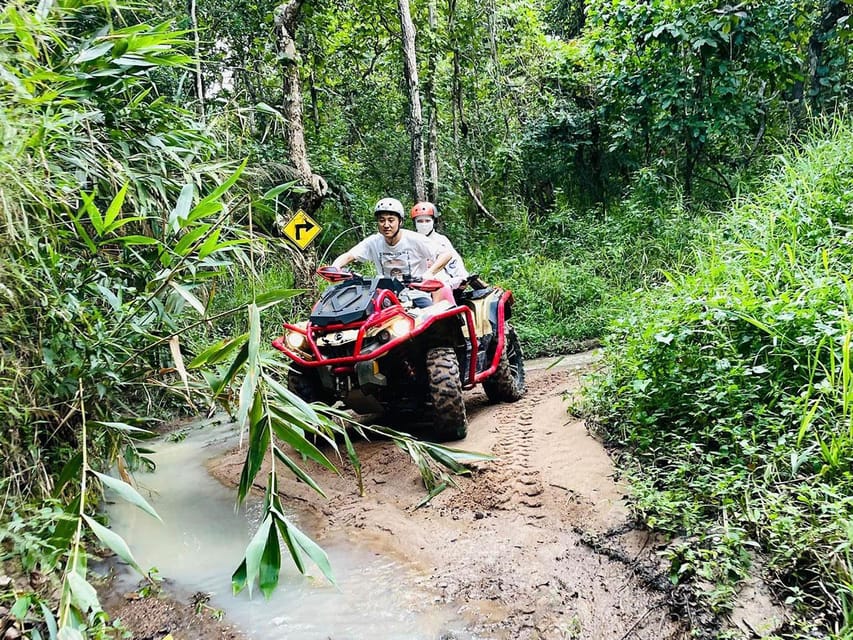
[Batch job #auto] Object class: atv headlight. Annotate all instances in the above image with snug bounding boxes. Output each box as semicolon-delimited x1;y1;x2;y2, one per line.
389;318;411;338
286;331;307;350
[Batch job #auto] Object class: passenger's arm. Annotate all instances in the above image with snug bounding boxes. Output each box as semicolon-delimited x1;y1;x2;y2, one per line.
426;251;453;276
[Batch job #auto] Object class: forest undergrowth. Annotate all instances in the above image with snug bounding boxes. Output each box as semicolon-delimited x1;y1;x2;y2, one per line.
582;120;853;638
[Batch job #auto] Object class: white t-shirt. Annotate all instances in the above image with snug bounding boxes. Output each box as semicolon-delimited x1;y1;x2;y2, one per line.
426;231;469;289
349;229;440;302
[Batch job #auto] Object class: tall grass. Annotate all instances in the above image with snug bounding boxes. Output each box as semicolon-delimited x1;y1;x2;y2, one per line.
582;119;853;635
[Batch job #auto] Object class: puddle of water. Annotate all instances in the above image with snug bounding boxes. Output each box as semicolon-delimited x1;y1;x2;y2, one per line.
106;419;472;640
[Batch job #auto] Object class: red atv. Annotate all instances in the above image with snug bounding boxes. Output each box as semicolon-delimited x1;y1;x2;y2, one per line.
272;266;526;441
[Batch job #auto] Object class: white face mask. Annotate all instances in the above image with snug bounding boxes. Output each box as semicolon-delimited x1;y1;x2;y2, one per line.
414;216;434;235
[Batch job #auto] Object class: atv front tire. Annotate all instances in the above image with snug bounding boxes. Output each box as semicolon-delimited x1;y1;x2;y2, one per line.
425;346;468;441
287;366;329;404
483;325;526;403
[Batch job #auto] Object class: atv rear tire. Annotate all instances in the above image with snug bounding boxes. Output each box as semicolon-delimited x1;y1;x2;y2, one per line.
483;325;526;403
425;347;468;441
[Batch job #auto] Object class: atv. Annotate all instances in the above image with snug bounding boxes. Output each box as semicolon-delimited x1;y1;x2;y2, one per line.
272;266;526;441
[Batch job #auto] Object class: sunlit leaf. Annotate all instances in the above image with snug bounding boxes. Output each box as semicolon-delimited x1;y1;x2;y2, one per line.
65;571;101;615
188;333;248;369
173;223;211;256
91;471;161;521
103;182;129;229
260;180;299;200
168;183;194;232
73;41;113;64
243;514;272;597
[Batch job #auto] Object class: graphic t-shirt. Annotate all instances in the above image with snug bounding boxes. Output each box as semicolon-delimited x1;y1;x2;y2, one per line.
350;229;439;279
349;229;441;302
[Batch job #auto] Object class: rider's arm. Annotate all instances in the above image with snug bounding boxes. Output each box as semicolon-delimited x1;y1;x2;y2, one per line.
426;251;453;276
332;252;356;269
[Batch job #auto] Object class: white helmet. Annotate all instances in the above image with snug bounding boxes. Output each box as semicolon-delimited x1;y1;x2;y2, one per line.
374;197;405;219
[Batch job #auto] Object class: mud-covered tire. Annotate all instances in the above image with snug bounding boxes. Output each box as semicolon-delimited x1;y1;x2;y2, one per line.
482;325;526;403
425;347;468;441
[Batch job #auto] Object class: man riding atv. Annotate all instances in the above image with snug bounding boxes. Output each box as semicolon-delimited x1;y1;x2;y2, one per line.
275;197;526;441
332;197;452;308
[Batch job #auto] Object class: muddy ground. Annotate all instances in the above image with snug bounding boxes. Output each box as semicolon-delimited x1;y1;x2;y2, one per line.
111;351;784;639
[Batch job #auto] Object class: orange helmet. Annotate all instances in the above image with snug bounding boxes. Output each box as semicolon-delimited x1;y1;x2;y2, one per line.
410;201;438;219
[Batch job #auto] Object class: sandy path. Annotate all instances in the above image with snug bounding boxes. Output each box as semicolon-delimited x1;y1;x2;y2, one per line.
210;353;689;639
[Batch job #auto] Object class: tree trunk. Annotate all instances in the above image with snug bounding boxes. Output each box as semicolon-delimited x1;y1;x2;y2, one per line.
397;0;427;203
425;0;439;203
275;0;328;217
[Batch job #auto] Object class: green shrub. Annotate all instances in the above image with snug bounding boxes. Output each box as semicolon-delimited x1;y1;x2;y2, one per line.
582;119;853;633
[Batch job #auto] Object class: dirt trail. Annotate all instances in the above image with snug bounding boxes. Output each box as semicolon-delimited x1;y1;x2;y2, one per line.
211;352;689;639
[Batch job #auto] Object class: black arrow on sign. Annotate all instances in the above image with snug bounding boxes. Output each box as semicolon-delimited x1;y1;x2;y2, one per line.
294;220;315;240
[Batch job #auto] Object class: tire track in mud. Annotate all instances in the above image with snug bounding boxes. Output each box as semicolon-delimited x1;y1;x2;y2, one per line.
447;370;570;521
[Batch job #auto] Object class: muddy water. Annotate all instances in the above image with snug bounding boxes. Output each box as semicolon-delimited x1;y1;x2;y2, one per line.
106;419;473;639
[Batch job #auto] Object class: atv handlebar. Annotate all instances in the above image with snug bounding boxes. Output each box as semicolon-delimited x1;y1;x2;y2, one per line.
316;265;355;282
317;265;442;289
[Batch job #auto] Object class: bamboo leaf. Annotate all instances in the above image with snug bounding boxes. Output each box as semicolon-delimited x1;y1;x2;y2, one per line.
73;41;113;64
273;448;327;498
237;391;269;504
197;228;221;259
188;333;248;369
269;417;338;473
173;223;211;256
53;453;83;497
276;518;305;574
255;288;303;310
263;372;320;423
58;627;85;640
65;570;102;614
102;216;146;235
168;282;206;316
92;471;161;521
231;559;248;595
114;235;161;246
243;515;272;598
259;521;282;598
82;515;143;574
286;519;336;586
193;158;248;212
211;342;249;398
168;335;192;399
168;183;195;232
39;601;58;640
103;182;129;228
81;191;104;236
260;180;299;200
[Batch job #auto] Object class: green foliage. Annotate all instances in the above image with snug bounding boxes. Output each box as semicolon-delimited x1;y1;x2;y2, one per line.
0;0;255;495
463;191;698;356
582;119;853;632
